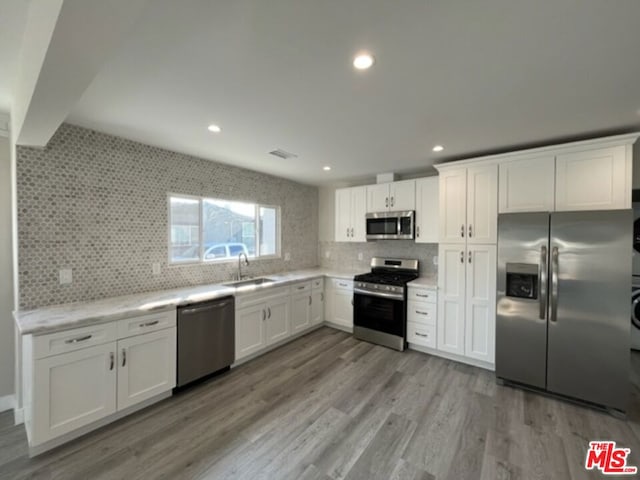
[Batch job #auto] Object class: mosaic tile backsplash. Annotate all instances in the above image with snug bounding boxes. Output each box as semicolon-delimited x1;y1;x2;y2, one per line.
318;240;438;277
18;124;318;309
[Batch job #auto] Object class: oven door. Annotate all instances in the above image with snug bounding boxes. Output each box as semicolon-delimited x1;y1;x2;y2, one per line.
353;291;406;338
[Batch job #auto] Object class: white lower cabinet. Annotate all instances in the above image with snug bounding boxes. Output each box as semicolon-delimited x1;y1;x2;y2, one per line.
291;283;312;334
310;289;324;325
235;304;267;360
25;310;177;452
32;342;117;444
265;295;291;345
117;327;177;410
325;278;353;330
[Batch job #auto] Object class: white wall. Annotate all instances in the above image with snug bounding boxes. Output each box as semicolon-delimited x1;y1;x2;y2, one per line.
0;135;15;404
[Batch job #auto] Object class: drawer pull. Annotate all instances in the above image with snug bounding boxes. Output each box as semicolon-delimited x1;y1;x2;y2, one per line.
338;282;348;287
415;332;429;337
139;320;159;328
109;352;114;370
122;348;127;367
297;286;306;290
416;293;430;298
415;310;430;316
65;334;92;344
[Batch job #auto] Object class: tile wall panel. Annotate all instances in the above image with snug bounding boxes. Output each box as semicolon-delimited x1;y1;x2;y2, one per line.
17;124;318;308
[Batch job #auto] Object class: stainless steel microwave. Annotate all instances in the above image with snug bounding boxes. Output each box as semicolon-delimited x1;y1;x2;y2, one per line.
365;211;415;240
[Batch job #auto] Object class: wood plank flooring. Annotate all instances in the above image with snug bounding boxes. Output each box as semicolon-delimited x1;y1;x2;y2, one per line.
1;326;640;479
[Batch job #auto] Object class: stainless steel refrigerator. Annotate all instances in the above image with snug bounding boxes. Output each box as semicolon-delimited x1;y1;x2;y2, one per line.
496;210;632;412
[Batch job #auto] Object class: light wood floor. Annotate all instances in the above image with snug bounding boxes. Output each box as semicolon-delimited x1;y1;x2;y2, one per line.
1;327;640;479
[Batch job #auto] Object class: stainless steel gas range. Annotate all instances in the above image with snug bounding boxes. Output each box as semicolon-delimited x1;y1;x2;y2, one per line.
353;257;419;351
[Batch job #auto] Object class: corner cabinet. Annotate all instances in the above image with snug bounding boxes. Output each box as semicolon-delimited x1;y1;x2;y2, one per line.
498;136;638;213
335;186;367;242
23;310;176;454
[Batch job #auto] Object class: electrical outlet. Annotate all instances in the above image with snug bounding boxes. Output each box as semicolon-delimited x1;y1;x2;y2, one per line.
357;252;363;261
152;263;161;275
433;256;438;266
284;252;291;261
59;269;73;285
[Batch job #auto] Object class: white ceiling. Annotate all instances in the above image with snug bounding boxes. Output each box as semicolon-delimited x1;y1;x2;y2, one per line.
0;0;28;113
65;0;640;185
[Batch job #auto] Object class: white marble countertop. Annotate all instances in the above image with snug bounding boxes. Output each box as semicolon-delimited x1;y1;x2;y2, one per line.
14;268;364;336
407;275;438;288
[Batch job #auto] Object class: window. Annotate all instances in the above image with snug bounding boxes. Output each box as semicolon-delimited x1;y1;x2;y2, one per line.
169;195;280;264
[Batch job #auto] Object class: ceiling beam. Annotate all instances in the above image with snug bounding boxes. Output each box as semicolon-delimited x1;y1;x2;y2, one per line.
12;0;148;147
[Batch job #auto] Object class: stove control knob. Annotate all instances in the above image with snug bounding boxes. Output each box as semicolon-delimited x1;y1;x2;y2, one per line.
386;286;391;291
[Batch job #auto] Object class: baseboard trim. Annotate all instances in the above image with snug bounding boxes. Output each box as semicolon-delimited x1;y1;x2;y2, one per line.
0;394;15;413
408;343;495;371
324;321;353;333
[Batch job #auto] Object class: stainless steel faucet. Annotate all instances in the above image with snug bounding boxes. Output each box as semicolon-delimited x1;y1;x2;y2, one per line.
237;252;249;280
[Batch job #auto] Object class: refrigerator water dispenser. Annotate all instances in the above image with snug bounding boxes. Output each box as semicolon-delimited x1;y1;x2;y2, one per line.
505;263;538;299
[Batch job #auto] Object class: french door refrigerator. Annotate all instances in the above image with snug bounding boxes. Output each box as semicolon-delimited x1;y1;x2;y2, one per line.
496;210;631;412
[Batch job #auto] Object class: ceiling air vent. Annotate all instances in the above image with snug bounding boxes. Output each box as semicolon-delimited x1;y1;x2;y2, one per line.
269;149;298;160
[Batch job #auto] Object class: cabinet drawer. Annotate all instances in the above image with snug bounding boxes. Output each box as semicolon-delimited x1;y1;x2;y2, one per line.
291;282;311;294
33;322;118;360
407;322;436;348
407;301;436;326
117;310;176;339
330;278;353;290
311;278;324;290
408;288;436;304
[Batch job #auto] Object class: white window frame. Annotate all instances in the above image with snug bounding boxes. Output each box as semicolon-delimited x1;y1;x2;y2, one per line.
168;193;281;265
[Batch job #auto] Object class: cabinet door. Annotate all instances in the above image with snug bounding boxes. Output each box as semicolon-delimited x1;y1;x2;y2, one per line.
332;288;354;329
464;245;496;364
350;186;368;242
466;164;498;244
555;146;630;211
265;296;290;345
389;179;416;211
235;304;266;360
335;188;352;242
415;177;439;243
291;292;311;334
33;342;116;444
117;328;176;410
310;290;324;325
366;183;390;213
437;244;466;355
439;168;467;244
499;156;555;213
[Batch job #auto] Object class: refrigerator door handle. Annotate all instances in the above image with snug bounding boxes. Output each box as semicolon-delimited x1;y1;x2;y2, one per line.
539;245;547;320
550;246;559;322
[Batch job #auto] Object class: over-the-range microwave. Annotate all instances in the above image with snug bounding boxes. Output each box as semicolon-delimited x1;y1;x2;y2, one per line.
365;211;415;240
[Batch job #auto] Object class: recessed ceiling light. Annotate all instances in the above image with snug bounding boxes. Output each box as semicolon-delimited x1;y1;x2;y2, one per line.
432;145;444;152
207;124;221;133
323;166;331;171
353;53;375;70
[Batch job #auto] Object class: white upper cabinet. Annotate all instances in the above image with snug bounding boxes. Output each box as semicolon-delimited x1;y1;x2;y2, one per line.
555;146;630;211
366;180;416;212
499;156;555;213
438;166;497;244
335;186;366;242
466;165;498;244
415;176;439;243
438;168;468;244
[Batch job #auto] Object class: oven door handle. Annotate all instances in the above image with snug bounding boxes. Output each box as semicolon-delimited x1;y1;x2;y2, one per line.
353;288;404;301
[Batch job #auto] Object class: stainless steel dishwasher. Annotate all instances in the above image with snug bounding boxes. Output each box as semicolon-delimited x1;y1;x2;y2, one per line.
176;296;235;388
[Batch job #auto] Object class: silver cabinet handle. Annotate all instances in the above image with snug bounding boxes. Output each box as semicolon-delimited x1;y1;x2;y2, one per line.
460;251;464;263
391;196;394;207
268;307;271;319
468;251;472;263
346;228;349;238
297;285;305;290
350;228;354;237
109;352;114;370
415;332;429;338
416;293;430;298
122;348;126;367
321;292;324;301
539;245;548;320
468;225;473;238
262;309;266;321
65;334;92;344
416;226;420;238
550;246;559;323
338;282;348;287
385;197;389;208
309;296;312;306
461;224;465;237
139;320;159;328
415;310;429;316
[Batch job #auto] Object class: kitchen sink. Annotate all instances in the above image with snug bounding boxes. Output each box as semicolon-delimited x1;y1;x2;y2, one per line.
223;277;276;288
